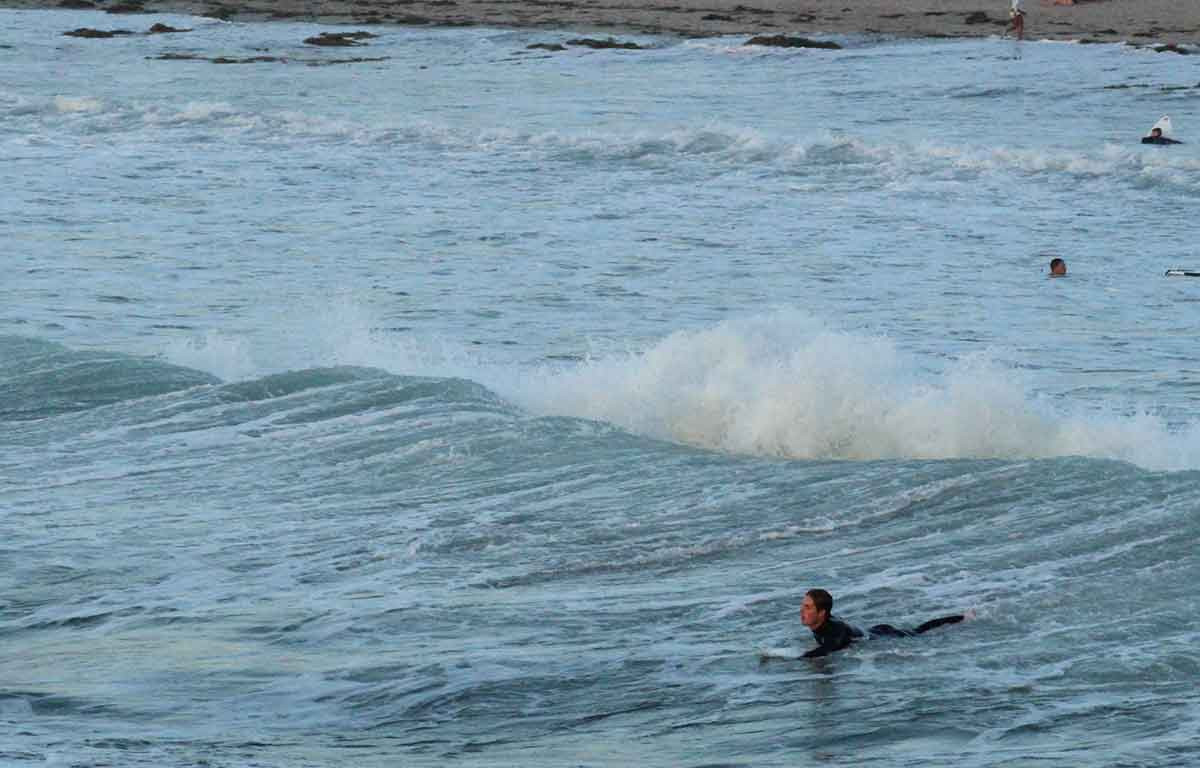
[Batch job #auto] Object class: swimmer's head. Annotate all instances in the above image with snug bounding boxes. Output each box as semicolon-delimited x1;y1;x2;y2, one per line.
1049;257;1066;276
802;588;833;629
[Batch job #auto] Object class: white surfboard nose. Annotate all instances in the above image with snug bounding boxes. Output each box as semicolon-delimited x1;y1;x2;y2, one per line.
1148;115;1173;137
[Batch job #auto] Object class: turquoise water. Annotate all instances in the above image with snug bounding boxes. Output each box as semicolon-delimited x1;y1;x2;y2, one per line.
2;10;1199;766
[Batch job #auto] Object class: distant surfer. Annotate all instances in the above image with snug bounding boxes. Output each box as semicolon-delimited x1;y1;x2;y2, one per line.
1049;257;1067;277
1008;0;1025;40
1143;116;1181;145
799;588;965;658
1142;127;1182;146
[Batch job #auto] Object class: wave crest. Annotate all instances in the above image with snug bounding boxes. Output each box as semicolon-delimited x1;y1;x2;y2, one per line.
508;312;1200;469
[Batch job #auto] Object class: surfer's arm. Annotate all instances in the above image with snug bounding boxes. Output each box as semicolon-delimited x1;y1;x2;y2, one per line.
801;644;835;658
912;614;965;634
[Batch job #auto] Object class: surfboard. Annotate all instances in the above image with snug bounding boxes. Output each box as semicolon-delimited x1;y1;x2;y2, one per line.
1148;115;1173;138
757;646;799;662
1165;269;1200;277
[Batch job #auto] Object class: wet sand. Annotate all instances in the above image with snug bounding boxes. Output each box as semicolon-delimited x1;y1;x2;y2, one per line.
4;0;1199;45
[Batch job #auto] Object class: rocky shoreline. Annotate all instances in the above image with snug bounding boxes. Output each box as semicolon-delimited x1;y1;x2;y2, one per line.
4;0;1200;47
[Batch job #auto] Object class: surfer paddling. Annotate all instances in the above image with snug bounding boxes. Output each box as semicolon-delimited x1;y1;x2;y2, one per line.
1142;127;1182;146
799;589;966;658
1142;116;1182;145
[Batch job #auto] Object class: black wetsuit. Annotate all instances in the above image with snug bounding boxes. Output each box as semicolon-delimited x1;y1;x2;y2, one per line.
1142;136;1182;145
803;615;863;657
803;614;964;658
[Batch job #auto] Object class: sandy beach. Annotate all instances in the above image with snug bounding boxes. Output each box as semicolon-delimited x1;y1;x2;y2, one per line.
2;0;1199;46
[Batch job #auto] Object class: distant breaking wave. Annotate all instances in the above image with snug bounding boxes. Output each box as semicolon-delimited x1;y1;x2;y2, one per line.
153;310;1200;471
4;316;1195;468
7;314;1198;470
8;89;1197;190
507;312;1200;470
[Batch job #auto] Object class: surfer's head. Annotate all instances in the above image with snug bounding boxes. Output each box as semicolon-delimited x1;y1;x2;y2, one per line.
1151;127;1163;138
1049;257;1066;277
802;589;833;629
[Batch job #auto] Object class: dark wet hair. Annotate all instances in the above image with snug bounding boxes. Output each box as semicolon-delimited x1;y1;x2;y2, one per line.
806;588;833;615
1050;257;1065;271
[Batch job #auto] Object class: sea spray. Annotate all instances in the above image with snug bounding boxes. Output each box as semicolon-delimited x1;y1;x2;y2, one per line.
508;312;1200;469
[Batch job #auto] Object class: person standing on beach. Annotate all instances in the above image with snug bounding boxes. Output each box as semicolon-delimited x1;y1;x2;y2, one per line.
1008;0;1025;39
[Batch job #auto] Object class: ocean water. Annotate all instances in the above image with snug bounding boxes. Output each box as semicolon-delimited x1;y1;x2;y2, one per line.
2;9;1200;766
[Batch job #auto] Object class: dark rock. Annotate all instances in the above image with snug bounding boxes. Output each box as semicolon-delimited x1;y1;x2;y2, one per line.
566;37;642;49
204;6;236;19
149;51;391;65
702;13;734;21
63;27;135;37
306;56;391;66
1153;44;1191;55
305;34;360;46
963;11;991;24
304;31;376;46
105;2;146;12
212;55;282;63
58;0;97;8
148;23;190;32
744;34;841;49
733;4;773;14
148;52;277;63
527;42;567;51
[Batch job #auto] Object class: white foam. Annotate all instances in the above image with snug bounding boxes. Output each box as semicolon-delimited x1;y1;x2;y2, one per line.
174;101;236;122
161;331;260;383
161;306;1200;471
505;311;1200;470
158;297;486;385
54;95;102;114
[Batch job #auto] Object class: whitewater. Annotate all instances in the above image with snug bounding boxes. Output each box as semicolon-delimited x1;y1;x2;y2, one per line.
2;9;1199;766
